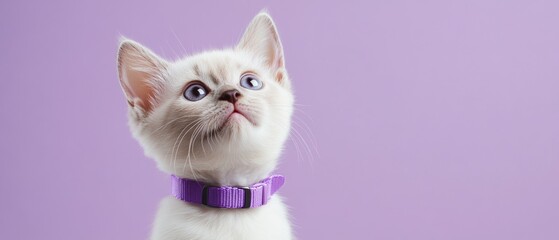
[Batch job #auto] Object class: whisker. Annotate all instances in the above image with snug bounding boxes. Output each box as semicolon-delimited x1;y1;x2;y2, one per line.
183;121;205;181
149;114;202;137
172;119;204;174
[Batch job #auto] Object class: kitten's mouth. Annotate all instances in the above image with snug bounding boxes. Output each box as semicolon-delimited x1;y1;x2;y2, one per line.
230;110;244;119
209;105;257;135
221;105;258;127
226;108;255;125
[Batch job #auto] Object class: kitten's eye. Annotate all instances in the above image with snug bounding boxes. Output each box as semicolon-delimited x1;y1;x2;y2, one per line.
183;83;208;101
240;74;263;90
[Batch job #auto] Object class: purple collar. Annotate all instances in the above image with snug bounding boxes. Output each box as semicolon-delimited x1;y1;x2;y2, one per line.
171;175;285;209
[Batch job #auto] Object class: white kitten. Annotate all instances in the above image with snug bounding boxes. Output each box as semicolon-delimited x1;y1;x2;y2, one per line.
117;12;294;240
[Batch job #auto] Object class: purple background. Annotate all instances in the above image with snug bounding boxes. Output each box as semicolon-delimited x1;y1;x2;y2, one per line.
1;0;558;239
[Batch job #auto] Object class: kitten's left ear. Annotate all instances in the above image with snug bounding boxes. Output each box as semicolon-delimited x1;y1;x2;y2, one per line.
237;12;289;87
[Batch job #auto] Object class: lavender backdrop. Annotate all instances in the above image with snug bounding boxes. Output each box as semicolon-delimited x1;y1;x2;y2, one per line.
1;0;558;239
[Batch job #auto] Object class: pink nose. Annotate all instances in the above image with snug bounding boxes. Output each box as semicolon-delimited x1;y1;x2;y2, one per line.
219;89;242;103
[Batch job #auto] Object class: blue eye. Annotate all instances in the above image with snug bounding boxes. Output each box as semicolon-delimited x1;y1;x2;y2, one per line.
184;83;208;101
240;74;263;90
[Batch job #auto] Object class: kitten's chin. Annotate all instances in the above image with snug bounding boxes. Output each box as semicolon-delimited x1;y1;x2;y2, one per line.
215;107;257;133
226;112;252;126
214;116;247;137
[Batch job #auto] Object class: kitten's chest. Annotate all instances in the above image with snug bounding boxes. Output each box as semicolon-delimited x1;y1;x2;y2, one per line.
151;196;292;240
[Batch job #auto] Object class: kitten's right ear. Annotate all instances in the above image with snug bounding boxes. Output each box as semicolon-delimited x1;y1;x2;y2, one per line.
117;38;168;113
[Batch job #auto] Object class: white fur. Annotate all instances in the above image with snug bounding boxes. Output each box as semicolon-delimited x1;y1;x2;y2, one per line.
117;12;294;240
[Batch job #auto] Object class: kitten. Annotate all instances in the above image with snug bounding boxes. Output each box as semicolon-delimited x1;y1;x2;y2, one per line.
116;12;294;240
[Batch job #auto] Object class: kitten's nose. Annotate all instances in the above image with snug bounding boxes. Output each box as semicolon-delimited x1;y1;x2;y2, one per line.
219;89;242;104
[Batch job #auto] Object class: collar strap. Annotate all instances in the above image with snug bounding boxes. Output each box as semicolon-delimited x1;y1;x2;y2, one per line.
171;175;285;209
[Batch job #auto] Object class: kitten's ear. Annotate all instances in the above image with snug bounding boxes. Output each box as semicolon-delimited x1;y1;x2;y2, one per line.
237;12;289;87
117;38;168;113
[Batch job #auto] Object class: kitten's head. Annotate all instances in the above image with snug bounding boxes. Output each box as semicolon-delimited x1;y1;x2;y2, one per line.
117;13;293;185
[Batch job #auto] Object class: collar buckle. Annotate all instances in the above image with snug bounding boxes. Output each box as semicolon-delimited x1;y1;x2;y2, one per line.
201;186;252;208
172;175;285;209
240;186;251;208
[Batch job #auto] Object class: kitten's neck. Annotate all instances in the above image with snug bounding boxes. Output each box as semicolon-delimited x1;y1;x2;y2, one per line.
161;156;277;187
